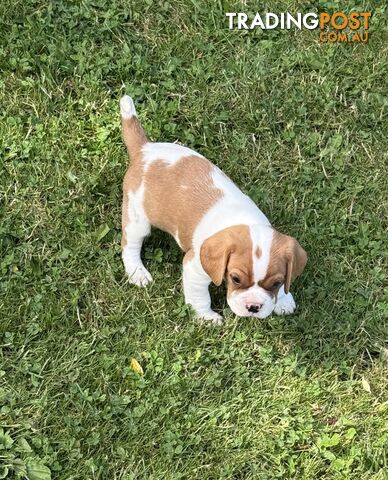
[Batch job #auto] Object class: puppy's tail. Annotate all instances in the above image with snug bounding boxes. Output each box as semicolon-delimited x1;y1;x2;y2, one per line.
120;95;147;161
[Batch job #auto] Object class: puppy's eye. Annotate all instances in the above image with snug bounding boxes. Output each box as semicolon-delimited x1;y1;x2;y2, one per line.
271;281;282;290
231;275;241;286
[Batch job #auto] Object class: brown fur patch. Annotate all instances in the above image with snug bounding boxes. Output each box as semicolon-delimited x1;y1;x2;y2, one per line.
255;246;261;259
122;117;147;158
260;230;307;294
200;225;253;291
123;162;143;198
143;156;223;252
121;115;147;249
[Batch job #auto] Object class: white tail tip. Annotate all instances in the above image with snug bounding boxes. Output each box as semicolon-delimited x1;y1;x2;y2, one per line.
120;95;137;119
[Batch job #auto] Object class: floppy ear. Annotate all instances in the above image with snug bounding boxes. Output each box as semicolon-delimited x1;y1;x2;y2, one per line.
200;230;235;286
284;239;307;294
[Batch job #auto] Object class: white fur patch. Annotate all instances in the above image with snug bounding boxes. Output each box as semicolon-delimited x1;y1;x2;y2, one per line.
124;263;153;287
142;142;203;168
126;185;149;235
192;168;270;259
211;166;242;197
120;95;137;119
122;184;152;286
183;258;223;324
249;224;273;282
274;287;296;315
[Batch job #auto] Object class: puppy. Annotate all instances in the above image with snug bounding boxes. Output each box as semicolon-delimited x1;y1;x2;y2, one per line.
120;95;307;324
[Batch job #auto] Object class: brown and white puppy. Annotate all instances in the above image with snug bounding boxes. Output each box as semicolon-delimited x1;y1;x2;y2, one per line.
120;95;307;324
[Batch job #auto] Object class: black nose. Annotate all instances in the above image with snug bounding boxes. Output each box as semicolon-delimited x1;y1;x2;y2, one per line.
247;304;261;313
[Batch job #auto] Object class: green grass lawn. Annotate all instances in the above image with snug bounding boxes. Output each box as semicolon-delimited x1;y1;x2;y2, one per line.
1;1;387;478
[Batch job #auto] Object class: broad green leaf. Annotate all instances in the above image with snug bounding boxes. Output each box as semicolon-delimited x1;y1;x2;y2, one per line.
18;437;32;452
345;428;357;440
26;461;51;480
0;429;13;449
318;433;341;449
95;223;110;242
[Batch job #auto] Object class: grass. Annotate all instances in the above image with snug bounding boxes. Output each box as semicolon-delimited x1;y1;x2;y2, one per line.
0;0;387;478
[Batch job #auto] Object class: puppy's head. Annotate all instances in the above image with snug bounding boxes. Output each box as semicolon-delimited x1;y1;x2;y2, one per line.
200;224;307;318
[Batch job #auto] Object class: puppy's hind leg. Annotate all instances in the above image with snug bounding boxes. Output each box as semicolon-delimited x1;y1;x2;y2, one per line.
122;187;153;287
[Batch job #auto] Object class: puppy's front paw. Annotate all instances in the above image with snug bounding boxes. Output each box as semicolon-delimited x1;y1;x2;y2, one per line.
126;265;153;287
274;293;296;315
198;310;223;326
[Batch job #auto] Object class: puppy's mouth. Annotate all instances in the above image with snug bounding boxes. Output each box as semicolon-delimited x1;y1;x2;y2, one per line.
242;309;273;319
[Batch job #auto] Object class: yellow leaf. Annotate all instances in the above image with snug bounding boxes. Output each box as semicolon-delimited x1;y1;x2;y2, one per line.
130;358;144;375
361;376;371;393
